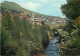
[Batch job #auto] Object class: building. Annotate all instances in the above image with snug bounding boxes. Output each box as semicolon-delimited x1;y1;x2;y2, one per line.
33;18;42;25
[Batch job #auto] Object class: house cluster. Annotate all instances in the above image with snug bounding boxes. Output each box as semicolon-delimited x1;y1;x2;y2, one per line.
1;7;66;25
26;12;67;25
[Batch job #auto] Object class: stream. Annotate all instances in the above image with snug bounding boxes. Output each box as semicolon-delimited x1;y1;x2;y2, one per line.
44;36;60;56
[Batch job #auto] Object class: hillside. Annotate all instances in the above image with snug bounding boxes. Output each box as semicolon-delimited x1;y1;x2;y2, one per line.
1;1;25;11
1;1;52;16
1;1;66;25
1;1;37;13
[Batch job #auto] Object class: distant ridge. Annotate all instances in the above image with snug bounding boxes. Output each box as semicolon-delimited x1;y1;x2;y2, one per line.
1;1;58;17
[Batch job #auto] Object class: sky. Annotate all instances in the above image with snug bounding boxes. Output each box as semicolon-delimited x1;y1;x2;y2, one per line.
1;0;67;17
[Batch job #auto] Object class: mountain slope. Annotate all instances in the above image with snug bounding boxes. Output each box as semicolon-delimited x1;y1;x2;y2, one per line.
1;1;39;14
1;1;25;11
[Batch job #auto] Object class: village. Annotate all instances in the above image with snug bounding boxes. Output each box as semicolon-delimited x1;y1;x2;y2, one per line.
1;6;67;27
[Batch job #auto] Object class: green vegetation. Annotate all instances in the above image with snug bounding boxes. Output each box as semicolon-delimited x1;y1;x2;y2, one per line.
60;27;80;56
60;0;80;56
1;10;49;56
1;1;25;11
61;0;80;20
2;0;80;56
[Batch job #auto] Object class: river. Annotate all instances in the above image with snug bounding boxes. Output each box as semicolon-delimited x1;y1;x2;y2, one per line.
44;36;60;56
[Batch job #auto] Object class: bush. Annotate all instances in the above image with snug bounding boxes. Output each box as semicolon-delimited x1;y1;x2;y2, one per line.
1;11;49;56
60;20;80;56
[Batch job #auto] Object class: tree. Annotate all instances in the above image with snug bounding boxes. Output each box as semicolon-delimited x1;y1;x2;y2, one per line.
61;0;80;20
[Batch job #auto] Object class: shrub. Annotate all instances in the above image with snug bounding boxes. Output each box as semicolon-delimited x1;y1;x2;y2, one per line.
1;11;49;56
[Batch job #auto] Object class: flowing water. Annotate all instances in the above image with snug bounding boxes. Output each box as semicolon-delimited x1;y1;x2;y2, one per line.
44;36;60;56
